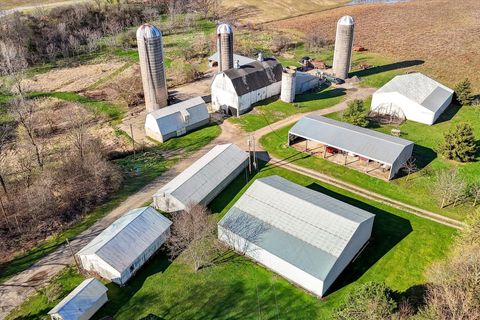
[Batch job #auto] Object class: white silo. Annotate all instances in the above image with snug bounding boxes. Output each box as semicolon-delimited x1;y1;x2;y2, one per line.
332;16;355;80
137;24;168;112
217;23;234;72
281;67;296;103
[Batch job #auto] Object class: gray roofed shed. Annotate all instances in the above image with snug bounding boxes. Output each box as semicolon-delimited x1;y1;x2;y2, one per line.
208;52;256;67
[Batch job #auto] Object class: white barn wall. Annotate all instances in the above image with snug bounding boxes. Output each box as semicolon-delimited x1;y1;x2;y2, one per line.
432;94;453;123
77;255;121;283
390;142;414;180
218;225;325;297
372;92;435;125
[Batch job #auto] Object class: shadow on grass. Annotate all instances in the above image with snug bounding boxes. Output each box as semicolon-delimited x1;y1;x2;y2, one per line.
294;87;347;104
435;103;462;124
412;145;437;170
350;60;425;78
305;183;413;296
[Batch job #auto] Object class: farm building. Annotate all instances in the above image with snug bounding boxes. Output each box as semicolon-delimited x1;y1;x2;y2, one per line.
295;72;321;94
144;96;209;143
371;73;454;125
211;59;283;116
218;175;375;297
208;52;255;69
153;143;249;212
48;278;108;320
77;207;172;285
288;115;414;180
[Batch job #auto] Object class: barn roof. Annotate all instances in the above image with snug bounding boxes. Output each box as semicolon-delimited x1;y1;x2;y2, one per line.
77;207;171;273
221;59;283;96
219;175;374;280
48;278;107;318
289;115;413;165
375;73;454;112
146;96;209;136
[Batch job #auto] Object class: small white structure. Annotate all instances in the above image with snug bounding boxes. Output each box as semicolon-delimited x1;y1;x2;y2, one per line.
48;278;108;320
218;175;375;297
295;72;321;94
208;52;255;69
145;96;209;143
77;207;172;285
153;143;249;213
371;73;454;125
211;59;283;116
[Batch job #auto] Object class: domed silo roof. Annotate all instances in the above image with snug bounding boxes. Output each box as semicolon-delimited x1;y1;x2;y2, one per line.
338;16;354;26
217;23;233;34
136;24;162;39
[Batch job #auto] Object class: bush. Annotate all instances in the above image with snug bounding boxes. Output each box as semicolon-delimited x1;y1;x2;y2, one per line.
440;122;477;162
454;78;474;106
333;282;397;320
343;99;369;127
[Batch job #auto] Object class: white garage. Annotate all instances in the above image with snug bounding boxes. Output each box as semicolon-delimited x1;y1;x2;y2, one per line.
371;73;454;125
76;207;172;285
153;143;249;213
48;278;108;320
218;175;375;297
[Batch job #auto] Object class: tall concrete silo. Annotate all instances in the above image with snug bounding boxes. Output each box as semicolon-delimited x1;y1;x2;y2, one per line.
137;24;168;112
281;67;296;103
217;23;233;72
332;16;355;80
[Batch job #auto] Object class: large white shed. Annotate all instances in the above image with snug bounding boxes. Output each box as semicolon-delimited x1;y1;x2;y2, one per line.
48;278;108;320
153;143;249;213
145;96;209;143
218;175;375;297
76;207;172;285
211;59;282;116
371;73;454;125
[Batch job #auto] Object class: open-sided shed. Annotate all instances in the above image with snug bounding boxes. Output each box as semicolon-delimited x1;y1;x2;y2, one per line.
288;115;414;180
218;175;375;297
153;143;249;212
77;207;172;285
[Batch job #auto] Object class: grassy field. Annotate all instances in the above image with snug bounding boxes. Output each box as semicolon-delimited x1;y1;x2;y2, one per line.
0;0;88;10
260;101;480;221
7;164;456;319
0;124;221;284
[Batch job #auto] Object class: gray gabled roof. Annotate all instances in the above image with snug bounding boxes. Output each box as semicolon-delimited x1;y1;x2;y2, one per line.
48;278;107;318
289;115;414;165
219;176;374;280
221;59;283;96
375;73;454;112
208;52;255;66
77;207;171;273
146;96;209;136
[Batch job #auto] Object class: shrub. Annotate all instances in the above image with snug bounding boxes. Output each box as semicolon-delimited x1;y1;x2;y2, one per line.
454;78;474;106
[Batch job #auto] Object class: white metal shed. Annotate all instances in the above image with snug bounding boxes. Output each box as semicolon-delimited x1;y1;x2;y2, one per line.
218;175;375;297
153;143;249;212
76;207;172;285
48;278;108;320
371;73;454;125
145;96;209;143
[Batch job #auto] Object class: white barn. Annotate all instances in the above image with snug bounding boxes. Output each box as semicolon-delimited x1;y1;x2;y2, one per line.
371;73;454;125
77;207;172;285
208;52;255;68
211;59;283;116
48;278;108;320
145;96;209;143
218;175;375;297
153;143;249;212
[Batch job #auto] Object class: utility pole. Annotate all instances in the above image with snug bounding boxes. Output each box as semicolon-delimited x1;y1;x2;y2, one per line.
66;238;80;271
130;123;136;157
247;136;252;174
252;134;257;171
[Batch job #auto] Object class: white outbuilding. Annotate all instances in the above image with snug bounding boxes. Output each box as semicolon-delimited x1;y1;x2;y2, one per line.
371;73;454;125
208;52;255;68
211;59;283;116
218;175;375;297
76;207;172;285
153;143;249;213
145;96;209;143
48;278;108;320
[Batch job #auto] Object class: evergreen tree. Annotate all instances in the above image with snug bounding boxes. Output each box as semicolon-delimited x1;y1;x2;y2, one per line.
440;122;477;162
454;78;473;106
343;99;369;127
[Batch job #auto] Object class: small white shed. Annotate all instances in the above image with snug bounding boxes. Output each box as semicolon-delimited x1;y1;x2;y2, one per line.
218;175;375;297
48;278;108;320
371;73;454;125
153;143;249;213
145;96;209;143
76;207;172;285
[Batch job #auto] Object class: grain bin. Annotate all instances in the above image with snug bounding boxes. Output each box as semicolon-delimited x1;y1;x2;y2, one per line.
281;67;297;103
137;24;168;112
332;16;355;80
216;23;234;72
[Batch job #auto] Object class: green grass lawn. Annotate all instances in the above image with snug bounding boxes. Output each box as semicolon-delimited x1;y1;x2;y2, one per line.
261;103;480;221
7;164;456;320
228;86;346;132
0;124;221;285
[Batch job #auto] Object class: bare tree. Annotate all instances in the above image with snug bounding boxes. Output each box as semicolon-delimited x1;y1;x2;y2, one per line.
194;0;220;19
469;181;480;207
166;203;220;271
434;169;466;208
68;107;93;161
305;29;331;53
401;157;418;182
